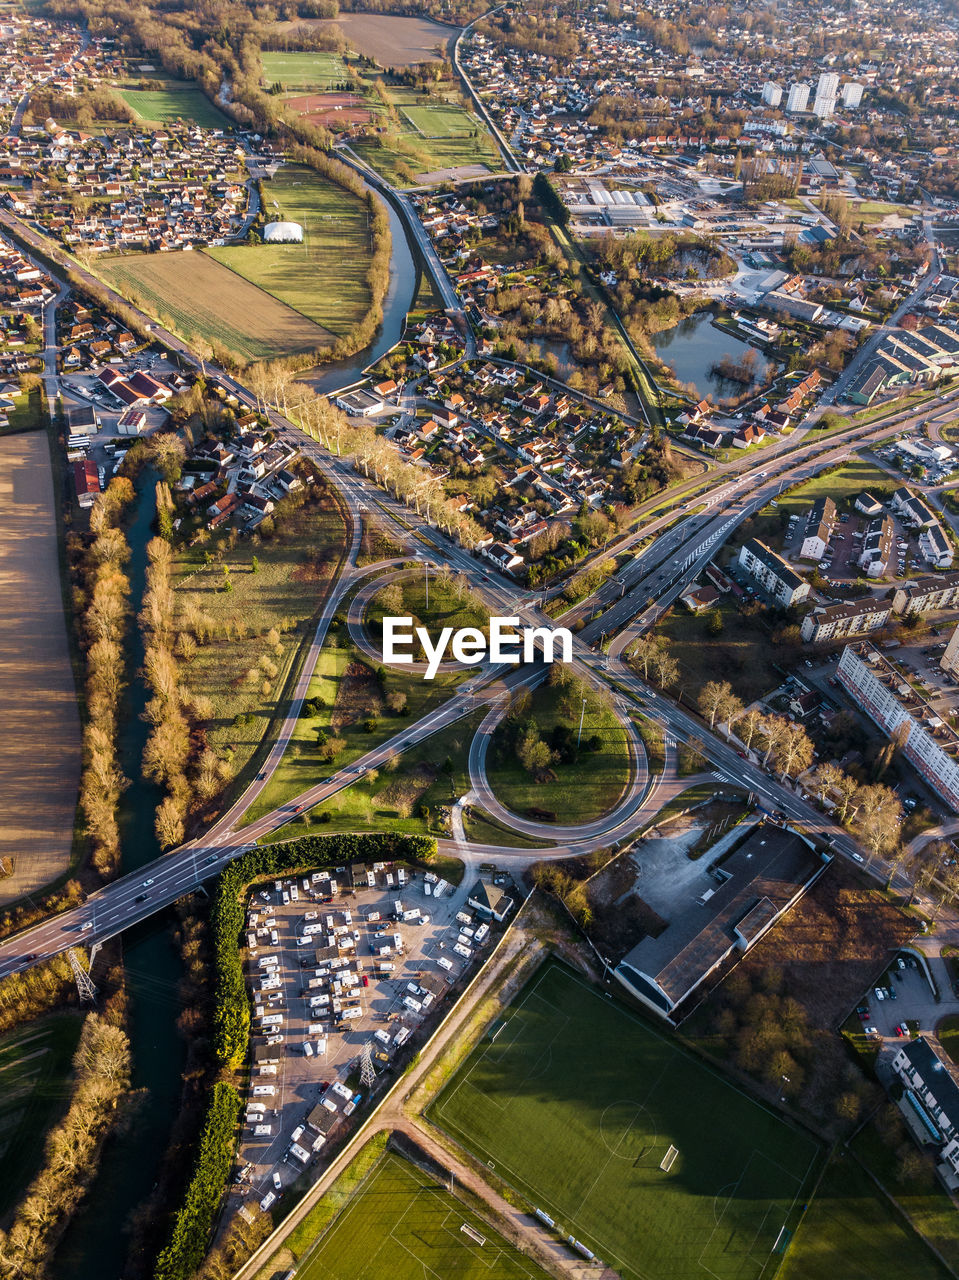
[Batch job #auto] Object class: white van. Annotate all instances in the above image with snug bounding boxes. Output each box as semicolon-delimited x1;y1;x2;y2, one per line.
291;1125;305;1144
272;1172;282;1191
403;995;422;1013
307;1022;325;1036
437;956;454;972
253;1124;272;1137
289;1143;310;1164
290;885;299;903
260;1191;276;1212
453;944;472;960
253;1085;276;1097
302;1042;314;1057
374;1028;391;1046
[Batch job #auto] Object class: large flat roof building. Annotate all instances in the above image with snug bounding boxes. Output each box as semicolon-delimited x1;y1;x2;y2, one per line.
614;825;828;1020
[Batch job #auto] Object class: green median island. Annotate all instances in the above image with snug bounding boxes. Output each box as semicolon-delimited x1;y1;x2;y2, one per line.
430;962;822;1280
296;1150;551;1280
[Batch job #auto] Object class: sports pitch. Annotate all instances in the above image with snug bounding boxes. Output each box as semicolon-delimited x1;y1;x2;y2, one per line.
261;51;348;91
297;1152;550;1280
431;963;822;1280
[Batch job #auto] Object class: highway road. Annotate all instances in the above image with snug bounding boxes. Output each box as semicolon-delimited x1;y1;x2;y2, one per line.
0;177;944;982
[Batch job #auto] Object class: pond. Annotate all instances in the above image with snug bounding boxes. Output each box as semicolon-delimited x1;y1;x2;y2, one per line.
652;309;778;400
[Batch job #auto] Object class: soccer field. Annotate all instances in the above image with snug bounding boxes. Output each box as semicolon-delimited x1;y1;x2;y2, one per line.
261;51;348;91
297;1152;550;1280
431;963;822;1280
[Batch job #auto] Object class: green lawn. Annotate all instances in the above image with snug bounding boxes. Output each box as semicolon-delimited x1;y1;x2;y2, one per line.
174;493;346;787
240;643;469;827
259;708;487;844
769;456;897;522
261;50;348;91
485;678;633;824
118;83;230;129
296;1151;552;1280
431;962;821;1280
0;1014;84;1217
649;597;785;705
209;164;372;337
365;573;489;652
0;388;44;437
779;1151;951;1280
937;1013;959;1065
851;1118;959;1262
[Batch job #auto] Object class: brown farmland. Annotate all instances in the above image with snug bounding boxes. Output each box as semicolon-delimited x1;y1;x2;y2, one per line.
275;13;455;65
0;434;80;904
286;92;372;129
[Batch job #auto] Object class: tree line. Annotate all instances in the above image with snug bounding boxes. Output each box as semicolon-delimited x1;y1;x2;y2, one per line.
0;1012;132;1279
76;477;135;877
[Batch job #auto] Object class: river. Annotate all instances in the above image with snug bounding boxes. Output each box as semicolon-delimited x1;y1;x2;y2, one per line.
57;474;188;1280
304;190;419;396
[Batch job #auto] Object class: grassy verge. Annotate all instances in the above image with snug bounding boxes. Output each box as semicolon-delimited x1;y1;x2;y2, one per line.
174;495;347;786
259;708;487;847
241;644;469;826
935;1013;959;1065
461;808;553;849
650;598;785;706
0;388;44;437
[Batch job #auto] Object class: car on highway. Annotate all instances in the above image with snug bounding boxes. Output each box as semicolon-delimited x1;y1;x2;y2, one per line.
134;894;147;903
206;855;218;864
143;878;154;887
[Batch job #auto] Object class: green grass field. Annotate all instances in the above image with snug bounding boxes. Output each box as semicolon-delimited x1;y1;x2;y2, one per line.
99;250;331;362
118;83;229;129
296;1152;551;1280
485;679;633;824
241;641;470;828
779;1152;951;1280
261;50;348;91
431;963;821;1280
173;494;346;783
0;1014;84;1216
209;164;372;337
772;457;898;520
938;1014;959;1065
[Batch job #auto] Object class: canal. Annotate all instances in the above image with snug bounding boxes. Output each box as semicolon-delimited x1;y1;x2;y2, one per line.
57;473;187;1280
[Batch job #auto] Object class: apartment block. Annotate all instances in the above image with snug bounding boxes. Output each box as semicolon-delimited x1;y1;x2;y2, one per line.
737;539;810;607
892;572;959;615
837;644;959;811
800;597;892;644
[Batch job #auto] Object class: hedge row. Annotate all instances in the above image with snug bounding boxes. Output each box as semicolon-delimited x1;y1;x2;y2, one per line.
154;1082;243;1280
212;833;436;1068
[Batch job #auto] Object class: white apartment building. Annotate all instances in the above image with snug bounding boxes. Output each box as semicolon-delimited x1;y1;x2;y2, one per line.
814;71;839;119
841;82;863;109
786;82;810;113
837;644;959;811
737;539;810;607
762;80;782;107
800;598;892;644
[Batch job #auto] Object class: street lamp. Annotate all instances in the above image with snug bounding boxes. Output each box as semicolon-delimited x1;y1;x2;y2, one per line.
577;696;587;747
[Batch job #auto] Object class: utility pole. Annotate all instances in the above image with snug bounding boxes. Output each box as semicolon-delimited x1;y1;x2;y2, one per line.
68;949;98;1003
359;1041;376;1090
577;696;587;747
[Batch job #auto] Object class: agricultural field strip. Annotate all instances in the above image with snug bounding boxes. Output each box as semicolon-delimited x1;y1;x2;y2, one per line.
433;967;820;1280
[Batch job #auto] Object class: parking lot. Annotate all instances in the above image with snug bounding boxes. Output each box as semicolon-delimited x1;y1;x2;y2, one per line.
61;350;181;483
232;861;501;1213
784;509;919;584
856;953;959;1049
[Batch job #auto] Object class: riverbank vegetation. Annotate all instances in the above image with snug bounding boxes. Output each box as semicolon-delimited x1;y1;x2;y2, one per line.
0;1011;132;1279
74;478;135;877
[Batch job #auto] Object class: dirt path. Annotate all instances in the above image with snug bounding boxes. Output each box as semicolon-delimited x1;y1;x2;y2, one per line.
0;432;80;904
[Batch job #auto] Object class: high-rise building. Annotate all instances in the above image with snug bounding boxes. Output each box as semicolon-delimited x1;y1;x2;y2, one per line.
841;81;863;109
762;80;782;107
786;82;810;113
814;71;839;119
